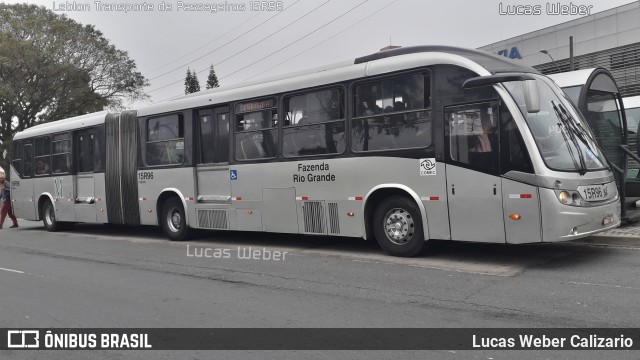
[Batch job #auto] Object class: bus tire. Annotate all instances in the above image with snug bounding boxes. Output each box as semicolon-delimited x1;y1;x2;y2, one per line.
42;200;61;232
161;197;190;241
373;196;427;257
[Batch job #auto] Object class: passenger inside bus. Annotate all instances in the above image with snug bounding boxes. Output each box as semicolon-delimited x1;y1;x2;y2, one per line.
471;113;494;153
35;159;49;175
469;109;497;171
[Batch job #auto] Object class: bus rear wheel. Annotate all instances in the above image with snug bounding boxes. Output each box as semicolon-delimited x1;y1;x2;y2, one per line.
373;197;427;257
42;200;61;232
161;197;190;241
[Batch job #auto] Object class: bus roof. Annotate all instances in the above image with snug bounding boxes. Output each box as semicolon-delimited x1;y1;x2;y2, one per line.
353;45;536;73
14;111;108;140
138;46;537;117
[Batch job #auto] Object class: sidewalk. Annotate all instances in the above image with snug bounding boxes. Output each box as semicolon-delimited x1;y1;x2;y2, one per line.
573;222;640;247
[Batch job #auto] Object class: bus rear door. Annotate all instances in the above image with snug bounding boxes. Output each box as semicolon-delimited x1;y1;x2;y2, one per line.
74;130;97;222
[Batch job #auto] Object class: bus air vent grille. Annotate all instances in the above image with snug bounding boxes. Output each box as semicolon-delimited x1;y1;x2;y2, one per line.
328;202;340;234
197;209;228;230
302;201;326;234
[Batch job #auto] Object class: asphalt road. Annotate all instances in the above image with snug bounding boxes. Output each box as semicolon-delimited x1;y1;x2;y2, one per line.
1;220;639;359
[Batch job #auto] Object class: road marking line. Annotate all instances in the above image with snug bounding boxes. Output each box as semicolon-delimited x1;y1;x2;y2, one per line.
0;267;25;274
569;281;640;291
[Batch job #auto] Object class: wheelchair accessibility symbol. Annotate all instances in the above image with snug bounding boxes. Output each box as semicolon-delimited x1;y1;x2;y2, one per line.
230;170;238;180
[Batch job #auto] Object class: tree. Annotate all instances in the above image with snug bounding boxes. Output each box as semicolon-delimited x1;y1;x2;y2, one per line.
206;65;220;89
0;4;149;174
184;67;200;94
184;68;193;95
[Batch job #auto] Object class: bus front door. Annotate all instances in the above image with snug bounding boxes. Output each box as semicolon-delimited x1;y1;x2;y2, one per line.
445;102;506;243
13;141;36;220
195;107;231;219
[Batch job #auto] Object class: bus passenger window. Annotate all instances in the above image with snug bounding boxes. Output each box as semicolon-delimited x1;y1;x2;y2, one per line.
282;88;346;157
52;133;71;174
23;143;33;178
234;99;278;161
446;102;499;173
35;136;51;176
146;114;185;166
11;140;22;177
352;72;432;152
501;107;533;174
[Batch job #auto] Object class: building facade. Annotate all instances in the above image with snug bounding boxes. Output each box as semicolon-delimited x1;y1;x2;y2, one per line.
479;1;640;97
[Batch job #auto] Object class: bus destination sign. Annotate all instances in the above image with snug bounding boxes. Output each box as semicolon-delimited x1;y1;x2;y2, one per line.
236;99;274;113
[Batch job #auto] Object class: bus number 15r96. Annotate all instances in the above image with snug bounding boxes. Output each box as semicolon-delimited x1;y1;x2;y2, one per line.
138;172;154;180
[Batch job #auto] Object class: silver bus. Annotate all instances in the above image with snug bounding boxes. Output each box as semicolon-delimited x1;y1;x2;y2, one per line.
10;46;620;257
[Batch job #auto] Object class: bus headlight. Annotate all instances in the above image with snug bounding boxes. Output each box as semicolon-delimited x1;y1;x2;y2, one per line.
555;190;584;206
558;191;570;204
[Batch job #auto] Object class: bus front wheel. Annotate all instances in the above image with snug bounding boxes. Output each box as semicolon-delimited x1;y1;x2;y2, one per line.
161;197;190;241
373;197;427;257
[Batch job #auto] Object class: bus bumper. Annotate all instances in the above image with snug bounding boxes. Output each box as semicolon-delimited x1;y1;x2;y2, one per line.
540;188;621;242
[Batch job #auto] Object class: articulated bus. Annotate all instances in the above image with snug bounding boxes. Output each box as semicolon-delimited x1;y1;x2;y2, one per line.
10;46;621;257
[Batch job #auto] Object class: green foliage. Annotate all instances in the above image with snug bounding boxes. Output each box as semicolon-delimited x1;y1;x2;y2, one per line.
0;3;149;173
206;65;219;89
184;67;200;94
185;68;193;95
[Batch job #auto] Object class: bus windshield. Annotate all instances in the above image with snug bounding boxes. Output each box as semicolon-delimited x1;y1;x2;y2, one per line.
503;76;608;173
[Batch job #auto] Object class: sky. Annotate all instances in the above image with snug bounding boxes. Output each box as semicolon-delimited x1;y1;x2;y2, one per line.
3;0;637;109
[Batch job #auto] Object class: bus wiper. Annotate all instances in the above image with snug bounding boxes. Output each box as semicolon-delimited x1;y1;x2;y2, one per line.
557;102;612;172
552;101;586;175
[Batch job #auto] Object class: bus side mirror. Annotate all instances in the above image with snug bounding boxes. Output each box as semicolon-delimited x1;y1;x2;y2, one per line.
524;80;540;113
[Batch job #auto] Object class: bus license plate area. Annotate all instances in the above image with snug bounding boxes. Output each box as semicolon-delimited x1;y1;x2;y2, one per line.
603;213;614;225
577;183;614;202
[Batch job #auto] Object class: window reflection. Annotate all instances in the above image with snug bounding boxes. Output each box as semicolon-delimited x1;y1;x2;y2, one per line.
352;73;431;152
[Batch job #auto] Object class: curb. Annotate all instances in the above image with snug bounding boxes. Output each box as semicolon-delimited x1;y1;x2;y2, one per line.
571;233;640;248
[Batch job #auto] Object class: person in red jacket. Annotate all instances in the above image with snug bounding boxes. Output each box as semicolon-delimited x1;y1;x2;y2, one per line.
0;174;18;229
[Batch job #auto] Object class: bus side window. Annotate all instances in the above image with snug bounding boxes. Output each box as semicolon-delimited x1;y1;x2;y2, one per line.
282;88;346;157
146;114;185;166
23;143;33;178
351;72;432;152
446;102;499;174
235;107;278;161
501;107;533;174
35;136;51;176
52;133;71;174
11;140;21;177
